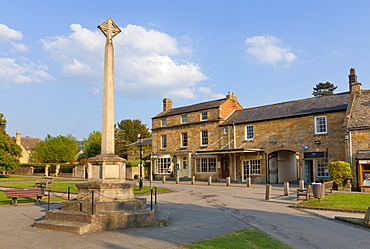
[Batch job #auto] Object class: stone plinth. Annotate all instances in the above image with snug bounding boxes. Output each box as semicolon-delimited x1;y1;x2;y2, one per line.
88;154;126;183
76;182;135;202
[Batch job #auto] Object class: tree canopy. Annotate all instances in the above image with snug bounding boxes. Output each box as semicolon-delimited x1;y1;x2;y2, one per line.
32;134;79;163
0;113;22;172
312;82;338;97
83;131;101;158
115;119;151;159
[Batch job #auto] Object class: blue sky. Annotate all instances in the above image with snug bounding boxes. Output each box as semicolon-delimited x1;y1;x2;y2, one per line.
1;1;370;141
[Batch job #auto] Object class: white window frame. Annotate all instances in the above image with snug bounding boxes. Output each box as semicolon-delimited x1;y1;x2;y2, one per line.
161;135;167;149
201;130;208;146
201;111;208;121
156;157;171;174
245;125;254;140
161;118;167;127
243;159;261;179
196;157;216;173
316;158;329;177
181;115;187;124
224;127;228;134
315;116;327;134
181;132;188;147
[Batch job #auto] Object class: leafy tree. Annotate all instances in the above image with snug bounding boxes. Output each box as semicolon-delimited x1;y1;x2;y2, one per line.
312;82;338;97
329;161;352;187
32;134;79;163
115;119;151;159
83;131;102;158
0;113;22;172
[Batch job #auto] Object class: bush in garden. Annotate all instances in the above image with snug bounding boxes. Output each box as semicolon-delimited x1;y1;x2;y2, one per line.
329;161;352;187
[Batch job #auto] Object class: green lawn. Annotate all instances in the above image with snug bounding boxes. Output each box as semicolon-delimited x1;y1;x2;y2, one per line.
298;193;370;210
178;228;292;249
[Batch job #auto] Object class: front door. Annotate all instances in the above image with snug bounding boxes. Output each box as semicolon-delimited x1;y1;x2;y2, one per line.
303;160;314;183
268;152;278;183
222;160;229;178
177;157;189;178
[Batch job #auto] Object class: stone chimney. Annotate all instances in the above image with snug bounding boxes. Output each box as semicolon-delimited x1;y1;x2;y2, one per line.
15;130;21;146
349;68;362;93
163;98;173;112
226;91;238;101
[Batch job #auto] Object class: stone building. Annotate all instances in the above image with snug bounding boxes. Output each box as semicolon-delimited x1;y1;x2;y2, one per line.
151;92;242;179
151;69;370;190
13;130;41;163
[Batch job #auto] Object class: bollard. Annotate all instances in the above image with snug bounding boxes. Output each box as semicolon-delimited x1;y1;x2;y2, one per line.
247;177;251;187
208;176;212;185
364;207;370;225
191;176;195;185
226;177;231;186
265;185;272;200
176;176;180;184
299;179;305;189
162;175;166;183
284;182;289;196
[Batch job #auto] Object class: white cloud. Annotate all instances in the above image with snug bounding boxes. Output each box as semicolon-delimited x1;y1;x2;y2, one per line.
0;57;54;87
245;35;297;65
11;42;29;52
0;24;22;42
197;87;224;99
41;23;212;99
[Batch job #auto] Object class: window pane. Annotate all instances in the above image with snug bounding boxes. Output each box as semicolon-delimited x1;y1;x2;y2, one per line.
161;135;167;149
162;119;166;127
201;130;208;146
246;125;254;140
182;115;187;124
181;132;188;147
315;116;327;134
316;159;328;177
201;112;208;121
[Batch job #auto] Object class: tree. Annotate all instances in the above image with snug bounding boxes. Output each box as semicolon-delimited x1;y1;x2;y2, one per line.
0;113;22;172
83;131;102;158
312;82;338;97
115;119;151;159
329;161;352;187
32;134;79;163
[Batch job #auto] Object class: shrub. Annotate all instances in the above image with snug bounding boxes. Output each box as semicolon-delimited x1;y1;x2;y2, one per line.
329;161;352;187
126;160;148;167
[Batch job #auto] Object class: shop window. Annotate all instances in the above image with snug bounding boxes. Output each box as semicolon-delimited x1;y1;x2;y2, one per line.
196;158;216;172
156;158;171;174
243;159;261;178
316;159;328;177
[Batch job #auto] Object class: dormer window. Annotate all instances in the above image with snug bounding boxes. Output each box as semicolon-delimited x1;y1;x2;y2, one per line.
181;115;188;124
201;112;208;121
161;119;167;127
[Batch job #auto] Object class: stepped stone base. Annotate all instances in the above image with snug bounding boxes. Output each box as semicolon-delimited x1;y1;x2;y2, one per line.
34;180;170;234
34;200;169;234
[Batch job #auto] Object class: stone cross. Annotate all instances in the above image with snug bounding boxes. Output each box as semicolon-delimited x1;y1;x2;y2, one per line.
97;18;121;155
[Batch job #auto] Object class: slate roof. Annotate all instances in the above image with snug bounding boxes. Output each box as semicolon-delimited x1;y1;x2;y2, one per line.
20;137;41;151
221;92;350;126
152;98;227;119
347;90;370;129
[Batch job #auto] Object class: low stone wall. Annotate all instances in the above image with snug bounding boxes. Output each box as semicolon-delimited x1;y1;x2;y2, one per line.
126;167;149;180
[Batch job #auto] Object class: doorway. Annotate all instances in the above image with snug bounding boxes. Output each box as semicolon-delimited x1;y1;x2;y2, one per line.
303;159;314;183
177;157;189;178
221;157;230;178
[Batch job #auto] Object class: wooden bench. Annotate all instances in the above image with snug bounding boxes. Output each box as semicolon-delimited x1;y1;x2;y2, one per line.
324;181;333;194
35;177;54;188
297;185;313;201
5;188;45;206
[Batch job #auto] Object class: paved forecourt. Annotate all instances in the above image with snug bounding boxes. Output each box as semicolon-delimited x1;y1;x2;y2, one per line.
0;181;369;249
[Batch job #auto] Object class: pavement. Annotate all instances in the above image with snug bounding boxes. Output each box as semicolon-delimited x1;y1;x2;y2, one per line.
1;180;369;249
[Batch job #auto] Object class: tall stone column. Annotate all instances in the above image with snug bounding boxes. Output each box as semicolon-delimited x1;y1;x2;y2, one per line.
79;18;131;199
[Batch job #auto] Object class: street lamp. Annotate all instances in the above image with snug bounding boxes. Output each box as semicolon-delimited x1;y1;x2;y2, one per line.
138;134;145;191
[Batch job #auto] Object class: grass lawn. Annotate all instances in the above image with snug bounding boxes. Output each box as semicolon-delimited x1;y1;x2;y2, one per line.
178;228;292;249
298;193;370;210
